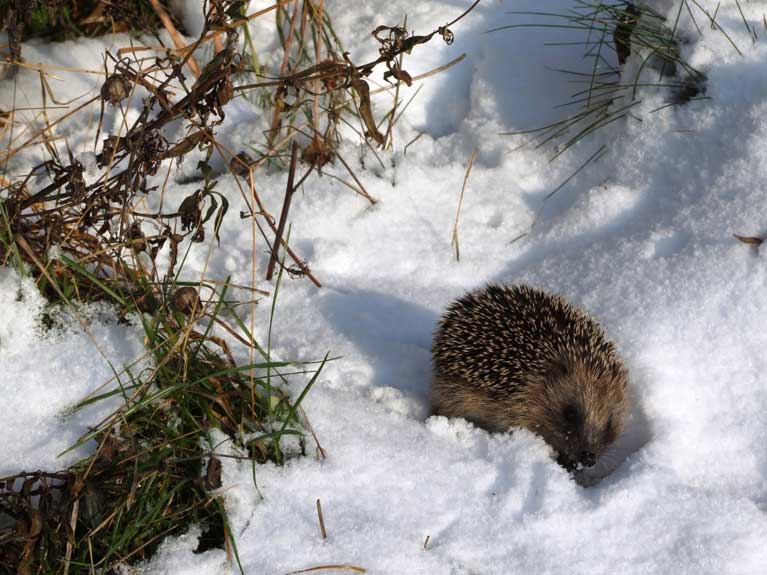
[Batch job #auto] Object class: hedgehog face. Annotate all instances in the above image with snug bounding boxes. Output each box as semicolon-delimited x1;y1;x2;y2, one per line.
534;360;629;471
545;400;619;471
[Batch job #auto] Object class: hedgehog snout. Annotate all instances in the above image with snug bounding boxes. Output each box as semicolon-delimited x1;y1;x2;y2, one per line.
552;420;606;470
557;450;597;471
555;441;598;469
579;450;597;468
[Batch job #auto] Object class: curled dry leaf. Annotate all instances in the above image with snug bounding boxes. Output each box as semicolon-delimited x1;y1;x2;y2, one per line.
161;129;211;159
101;74;132;105
217;78;234;107
438;26;455;45
384;66;413;86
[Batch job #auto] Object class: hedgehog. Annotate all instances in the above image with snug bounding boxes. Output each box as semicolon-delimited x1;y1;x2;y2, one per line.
431;284;629;471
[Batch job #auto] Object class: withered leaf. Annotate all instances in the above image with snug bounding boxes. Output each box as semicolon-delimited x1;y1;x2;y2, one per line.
212;193;228;245
217;78;234;107
27;510;43;539
733;234;764;246
384;67;413;86
202;193;219;226
351;78;385;145
178;192;202;231
401;34;433;53
303;137;334;168
204;455;222;491
162;129;209;159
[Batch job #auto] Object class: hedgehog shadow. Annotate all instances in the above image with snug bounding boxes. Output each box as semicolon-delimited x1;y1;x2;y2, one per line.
319;288;438;410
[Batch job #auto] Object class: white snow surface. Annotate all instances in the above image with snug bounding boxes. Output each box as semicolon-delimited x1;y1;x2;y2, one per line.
3;0;767;573
0;269;145;473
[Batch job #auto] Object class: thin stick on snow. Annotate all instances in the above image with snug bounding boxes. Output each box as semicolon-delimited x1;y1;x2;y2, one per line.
286;565;366;574
451;147;478;261
316;498;328;539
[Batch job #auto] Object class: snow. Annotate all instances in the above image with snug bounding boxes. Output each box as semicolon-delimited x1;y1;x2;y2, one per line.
0;269;145;474
3;0;767;574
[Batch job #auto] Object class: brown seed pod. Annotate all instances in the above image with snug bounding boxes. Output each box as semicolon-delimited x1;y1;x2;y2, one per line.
127;222;146;252
101;74;132;105
230;151;255;177
172;286;201;316
302;137;334;168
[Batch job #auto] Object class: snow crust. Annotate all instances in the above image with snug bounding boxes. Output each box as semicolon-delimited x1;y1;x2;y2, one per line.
3;0;767;573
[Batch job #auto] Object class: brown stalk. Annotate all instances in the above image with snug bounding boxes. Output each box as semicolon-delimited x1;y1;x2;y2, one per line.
266;141;300;281
269;0;302;141
213;32;225;54
203;128;322;287
299;404;326;460
233;53;468;105
230;135;321;288
0;60;105;76
312;0;325;146
62;499;79;575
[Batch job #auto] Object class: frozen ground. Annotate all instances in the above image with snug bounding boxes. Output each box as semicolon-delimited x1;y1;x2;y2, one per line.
2;1;767;573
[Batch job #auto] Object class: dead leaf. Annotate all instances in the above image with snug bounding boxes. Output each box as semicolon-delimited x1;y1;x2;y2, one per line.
733;234;764;246
204;456;222;490
351;79;385;145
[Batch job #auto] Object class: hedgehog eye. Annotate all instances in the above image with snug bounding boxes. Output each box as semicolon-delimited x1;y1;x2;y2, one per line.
549;360;571;379
562;404;580;426
603;417;616;443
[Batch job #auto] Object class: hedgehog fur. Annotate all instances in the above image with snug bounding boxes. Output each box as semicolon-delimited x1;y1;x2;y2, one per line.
431;284;629;470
